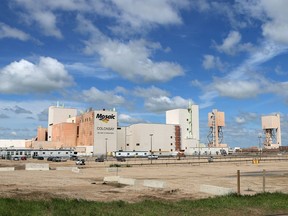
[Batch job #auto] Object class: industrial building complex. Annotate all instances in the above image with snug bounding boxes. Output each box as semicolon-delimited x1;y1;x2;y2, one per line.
0;103;283;157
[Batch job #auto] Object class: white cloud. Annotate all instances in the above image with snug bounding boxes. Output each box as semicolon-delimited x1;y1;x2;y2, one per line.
33;11;62;38
0;57;74;94
118;113;147;124
197;40;288;104
98;40;184;82
237;0;288;44
0;22;30;41
65;62;116;80
145;96;190;113
111;0;184;27
235;116;246;124
213;79;260;99
215;31;253;55
202;55;224;70
77;16;184;82
81;87;126;106
13;0;188;37
133;86;169;98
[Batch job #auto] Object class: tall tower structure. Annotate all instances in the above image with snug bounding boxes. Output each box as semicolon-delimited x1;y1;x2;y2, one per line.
166;104;199;150
261;114;281;149
207;109;226;147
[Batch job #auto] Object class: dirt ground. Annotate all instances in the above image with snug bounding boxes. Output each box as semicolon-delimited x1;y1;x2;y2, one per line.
0;157;288;202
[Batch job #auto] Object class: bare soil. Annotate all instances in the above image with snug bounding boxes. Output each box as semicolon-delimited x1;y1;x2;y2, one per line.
1;157;288;202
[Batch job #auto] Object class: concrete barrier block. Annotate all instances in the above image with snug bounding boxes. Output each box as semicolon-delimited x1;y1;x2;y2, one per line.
72;167;80;173
118;177;136;186
0;167;15;171
103;176;120;183
200;184;234;195
25;163;49;171
143;180;166;189
56;167;77;171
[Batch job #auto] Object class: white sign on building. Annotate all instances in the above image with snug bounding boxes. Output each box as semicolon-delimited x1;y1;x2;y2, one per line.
93;110;117;155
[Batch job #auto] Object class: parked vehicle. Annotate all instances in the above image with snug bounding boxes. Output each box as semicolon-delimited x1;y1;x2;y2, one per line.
70;155;78;161
13;157;20;161
76;159;85;165
148;155;158;160
37;156;44;160
21;156;27;160
116;157;126;162
47;156;54;161
95;156;105;162
52;157;61;162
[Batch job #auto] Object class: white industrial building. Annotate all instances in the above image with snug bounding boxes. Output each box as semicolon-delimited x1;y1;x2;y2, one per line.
117;123;176;156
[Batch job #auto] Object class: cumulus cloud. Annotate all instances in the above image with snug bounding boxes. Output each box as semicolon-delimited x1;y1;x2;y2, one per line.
215;31;253;55
235;112;258;124
65;62;116;80
82;87;126;106
111;0;186;29
98;40;184;82
118;113;147;124
145;96;190;113
133;86;169;98
202;55;224;71
3;105;32;114
213;79;260;99
0;57;74;94
77;16;184;82
0;22;30;40
197;40;288;104
237;0;288;45
235;116;246;124
13;0;188;37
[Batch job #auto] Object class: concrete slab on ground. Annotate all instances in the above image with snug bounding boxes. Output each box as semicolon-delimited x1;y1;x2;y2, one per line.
143;180;166;188
0;167;15;171
25;163;49;171
200;184;234;195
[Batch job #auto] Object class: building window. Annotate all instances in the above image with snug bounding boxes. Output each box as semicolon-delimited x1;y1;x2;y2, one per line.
43;152;45;154
126;144;129;146
136;143;140;146
66;152;68;154
159;149;161;152
171;143;173;146
171;149;173;152
77;126;79;137
58;152;60;154
136;153;138;155
170;136;173;139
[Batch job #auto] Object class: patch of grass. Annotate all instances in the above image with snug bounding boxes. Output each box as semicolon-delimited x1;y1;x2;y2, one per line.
0;193;288;216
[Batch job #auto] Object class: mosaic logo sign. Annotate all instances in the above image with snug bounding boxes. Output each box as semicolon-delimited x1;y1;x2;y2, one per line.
95;113;115;123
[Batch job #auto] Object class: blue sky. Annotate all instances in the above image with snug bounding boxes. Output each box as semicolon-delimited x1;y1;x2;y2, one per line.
1;0;288;148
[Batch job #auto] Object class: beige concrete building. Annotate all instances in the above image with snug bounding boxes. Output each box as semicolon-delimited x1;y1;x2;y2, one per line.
48;105;77;141
207;109;227;148
261;114;281;149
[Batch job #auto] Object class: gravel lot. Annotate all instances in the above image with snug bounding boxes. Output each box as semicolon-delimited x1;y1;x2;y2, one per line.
0;157;288;202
